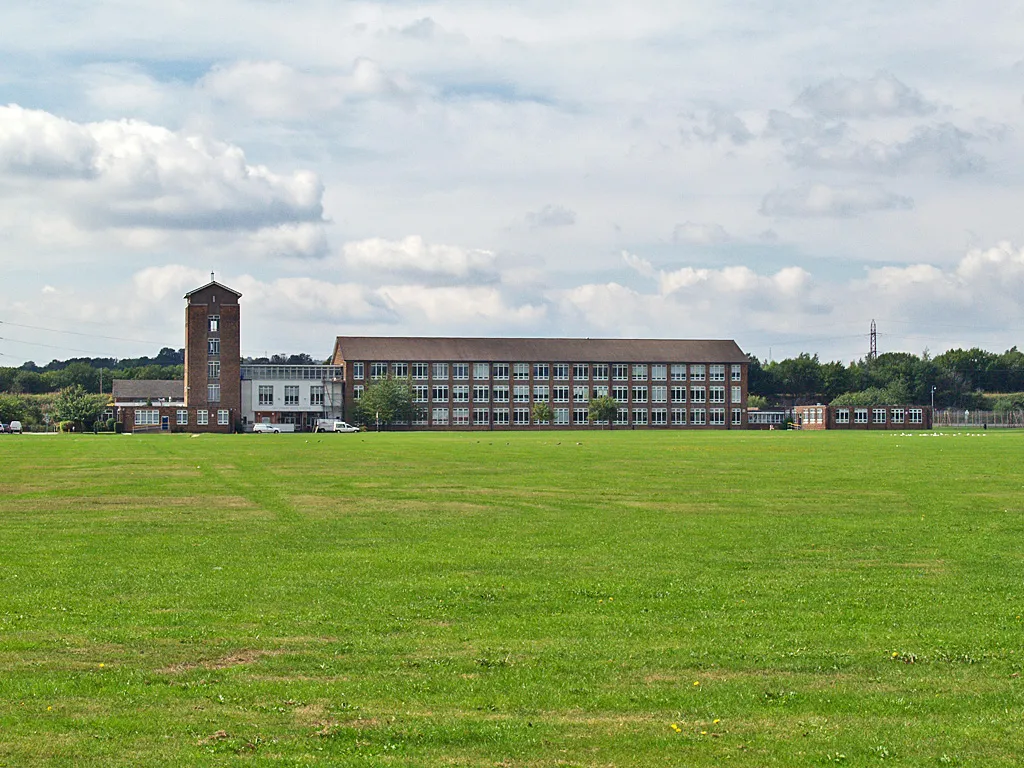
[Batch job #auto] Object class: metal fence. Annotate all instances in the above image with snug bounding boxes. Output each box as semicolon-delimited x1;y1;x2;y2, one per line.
934;409;1024;428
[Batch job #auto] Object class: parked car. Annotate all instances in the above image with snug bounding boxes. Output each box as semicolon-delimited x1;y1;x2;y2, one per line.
0;423;7;434
8;421;22;434
314;419;360;433
252;423;281;433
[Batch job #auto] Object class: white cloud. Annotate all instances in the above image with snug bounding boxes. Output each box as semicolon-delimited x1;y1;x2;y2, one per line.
0;105;324;231
797;72;937;119
672;221;731;244
760;184;913;218
378;284;547;326
341;235;497;280
525;203;576;228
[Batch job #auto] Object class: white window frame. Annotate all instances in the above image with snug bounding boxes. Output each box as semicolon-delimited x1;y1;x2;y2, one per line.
176;409;188;425
197;409;209;426
592;364;609;380
217;409;229;426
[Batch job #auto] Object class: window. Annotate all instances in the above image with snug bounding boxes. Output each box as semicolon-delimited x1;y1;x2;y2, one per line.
593;385;609;398
632;386;648;403
217;409;229;426
514;408;531;425
731;365;742;381
197;410;209;426
208;338;220;356
892;408;905;423
412;363;429;380
208;315;219;332
690;386;706;403
836;409;850;424
208;360;220;379
369;362;387;379
472;363;489;380
573;386;588;403
533;363;550;379
691;364;706;381
732;409;744;426
671;386;687;402
632;364;648;380
710;364;726;382
208;383;220;402
452;408;470;426
872;408;887;423
612;385;629;402
432;408;449;425
573;408;589;424
353;384;364;401
514;363;530;380
651;364;667;381
473;385;490;402
554;408;570;425
909;408;923;424
651;386;668;403
432;385;449;401
134;410;160;425
613;364;629;381
632;408;648;425
258;385;274;406
533;385;549;402
413;385;429;403
709;386;726;404
310;385;324;406
553;386;570;403
452;363;469;380
671;364;687;381
592;364;609;380
573;363;589;380
690;408;706;425
392;363;408;378
493;409;509;425
671;408;686;425
854;408;869;424
452;385;470;403
473;409;490;425
352;362;365;379
493;363;509;380
493;385;510;403
412;410;428;426
177;409;188;425
513;385;530;403
552;364;569;380
731;386;742;403
284;386;299;406
709;408;726;425
432;363;449;380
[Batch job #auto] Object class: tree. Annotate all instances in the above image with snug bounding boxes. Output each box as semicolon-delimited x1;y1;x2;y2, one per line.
531;402;553;424
51;384;105;430
588;395;618;429
355;375;418;428
0;394;25;423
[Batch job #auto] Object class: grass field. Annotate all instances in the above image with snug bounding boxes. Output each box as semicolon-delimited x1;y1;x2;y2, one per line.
1;429;1022;766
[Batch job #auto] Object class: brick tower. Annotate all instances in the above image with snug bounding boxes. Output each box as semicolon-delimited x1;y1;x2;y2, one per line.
184;276;242;431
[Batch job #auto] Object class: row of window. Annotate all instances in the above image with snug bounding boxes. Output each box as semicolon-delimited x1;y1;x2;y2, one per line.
352;362;743;383
257;385;325;407
392;407;744;426
353;384;744;405
134;409;230;426
835;408;924;425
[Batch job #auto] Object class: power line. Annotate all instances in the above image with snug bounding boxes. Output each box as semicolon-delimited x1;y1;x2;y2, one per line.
0;320;171;347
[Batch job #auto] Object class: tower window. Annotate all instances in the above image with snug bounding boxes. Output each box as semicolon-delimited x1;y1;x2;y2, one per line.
209;315;219;333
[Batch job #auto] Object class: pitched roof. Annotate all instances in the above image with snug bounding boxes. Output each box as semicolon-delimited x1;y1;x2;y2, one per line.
183;280;242;299
111;379;185;401
332;337;748;364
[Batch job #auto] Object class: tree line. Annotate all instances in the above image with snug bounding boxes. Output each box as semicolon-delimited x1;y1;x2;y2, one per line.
750;347;1024;410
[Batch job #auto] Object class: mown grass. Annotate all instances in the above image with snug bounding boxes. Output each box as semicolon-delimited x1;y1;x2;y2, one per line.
0;429;1022;766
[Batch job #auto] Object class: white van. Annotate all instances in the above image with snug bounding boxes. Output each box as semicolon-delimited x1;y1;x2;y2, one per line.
314;419;360;433
8;421;22;434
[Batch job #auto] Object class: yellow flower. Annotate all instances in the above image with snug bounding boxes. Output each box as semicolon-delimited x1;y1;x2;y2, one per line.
99;663;105;668
892;652;899;658
701;730;707;735
713;718;720;724
47;706;52;711
670;723;681;732
693;681;700;686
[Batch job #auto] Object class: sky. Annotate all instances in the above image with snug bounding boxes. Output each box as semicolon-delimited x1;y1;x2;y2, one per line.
2;1;1023;365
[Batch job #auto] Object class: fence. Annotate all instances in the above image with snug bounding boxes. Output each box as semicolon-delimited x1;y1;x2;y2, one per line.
934;409;1024;428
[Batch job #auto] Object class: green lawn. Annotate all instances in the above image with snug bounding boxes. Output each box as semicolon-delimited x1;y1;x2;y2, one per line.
1;429;1022;766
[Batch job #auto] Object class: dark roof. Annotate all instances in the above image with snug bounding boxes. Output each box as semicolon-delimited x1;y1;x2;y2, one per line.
183;280;242;299
111;379;184;400
332;337;747;364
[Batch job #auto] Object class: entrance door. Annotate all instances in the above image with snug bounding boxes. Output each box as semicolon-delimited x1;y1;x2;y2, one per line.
161;416;169;431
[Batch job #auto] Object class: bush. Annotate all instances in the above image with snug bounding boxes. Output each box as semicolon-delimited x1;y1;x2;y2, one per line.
58;421;76;433
106;418;116;431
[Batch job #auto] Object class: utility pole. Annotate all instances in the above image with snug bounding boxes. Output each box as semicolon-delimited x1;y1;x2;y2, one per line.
869;319;877;361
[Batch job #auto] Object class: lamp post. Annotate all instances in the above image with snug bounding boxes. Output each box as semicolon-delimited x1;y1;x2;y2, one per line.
930;385;936;413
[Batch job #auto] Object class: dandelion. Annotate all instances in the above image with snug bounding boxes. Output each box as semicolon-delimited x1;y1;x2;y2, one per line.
892;652;899;658
47;706;52;711
713;718;720;724
701;730;707;735
99;663;105;668
693;681;700;686
670;723;681;733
